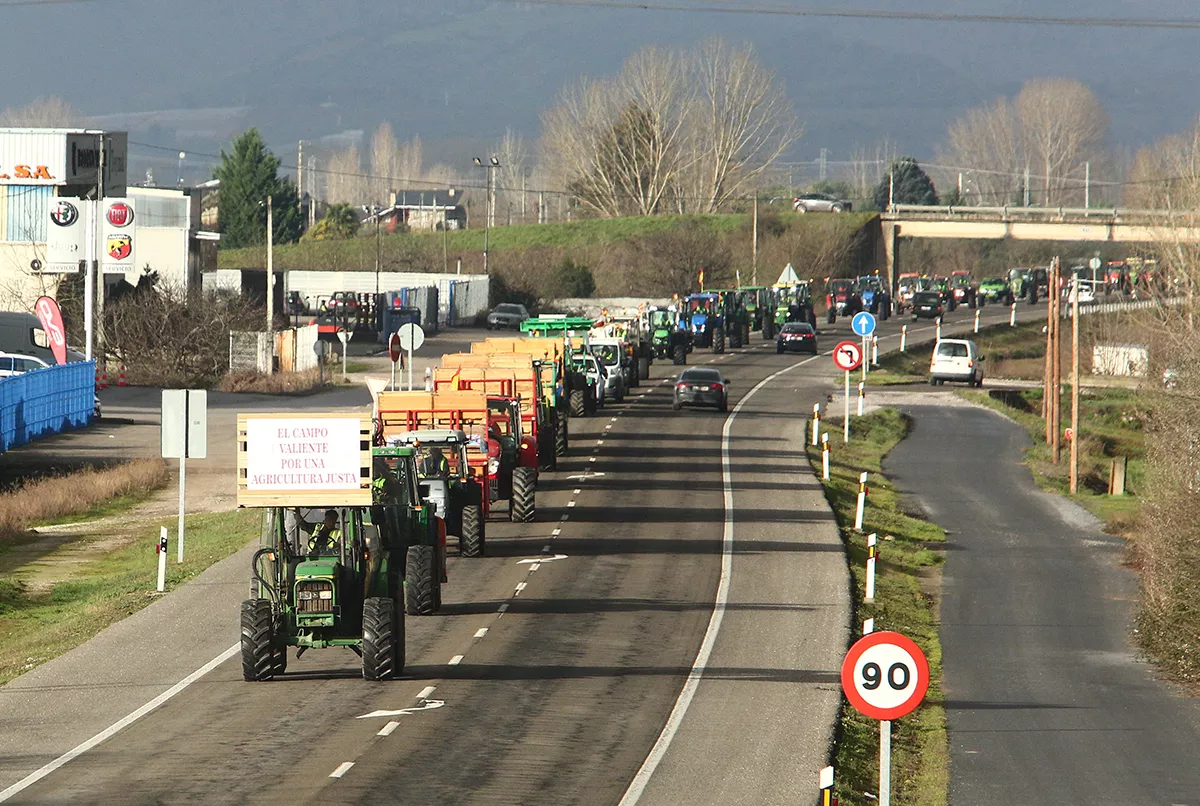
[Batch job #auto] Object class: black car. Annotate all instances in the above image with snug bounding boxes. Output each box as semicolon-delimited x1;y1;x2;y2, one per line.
673;367;729;412
777;322;818;354
911;291;945;320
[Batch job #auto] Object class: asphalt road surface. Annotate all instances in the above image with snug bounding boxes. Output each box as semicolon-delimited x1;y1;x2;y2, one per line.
886;404;1200;805
0;301;1044;805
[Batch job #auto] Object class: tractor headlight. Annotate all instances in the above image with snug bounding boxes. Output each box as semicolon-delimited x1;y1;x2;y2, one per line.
488;458;500;474
319;590;333;600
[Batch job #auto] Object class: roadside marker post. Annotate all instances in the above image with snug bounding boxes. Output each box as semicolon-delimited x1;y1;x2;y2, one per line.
900;325;907;352
854;471;868;532
865;532;877;602
857;382;865;416
871;335;879;366
974;309;980;333
156;526;168;592
819;765;836;806
821;433;830;480
1010;302;1017;326
840;631;930;806
160;390;207;563
424;366;433;392
833;342;863;444
812;403;821;446
863;617;874;635
935;317;942;342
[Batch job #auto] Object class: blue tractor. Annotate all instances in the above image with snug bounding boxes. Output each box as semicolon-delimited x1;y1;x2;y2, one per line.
683;293;726;354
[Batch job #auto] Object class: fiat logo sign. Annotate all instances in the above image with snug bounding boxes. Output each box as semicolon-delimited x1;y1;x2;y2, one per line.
50;200;79;227
106;202;134;227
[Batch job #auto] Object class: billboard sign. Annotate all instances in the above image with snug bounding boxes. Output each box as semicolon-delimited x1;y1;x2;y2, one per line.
243;417;366;492
44;197;86;273
100;197;135;271
0;129;128;193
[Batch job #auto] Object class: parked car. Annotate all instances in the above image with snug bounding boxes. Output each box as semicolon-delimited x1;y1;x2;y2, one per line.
910;291;945;320
486;303;530;330
929;339;984;387
0;352;101;417
777;322;819;354
793;192;852;213
672;367;729;412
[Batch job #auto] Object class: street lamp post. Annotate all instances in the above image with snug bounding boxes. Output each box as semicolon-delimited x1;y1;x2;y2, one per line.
473;155;501;274
265;194;274;375
177;152;185;187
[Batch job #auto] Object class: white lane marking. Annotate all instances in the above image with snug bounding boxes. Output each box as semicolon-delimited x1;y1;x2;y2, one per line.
610;417;618;423
378;721;401;737
417;685;437;700
515;582;527;594
448;655;464;666
597;440;604;445
474;627;489;639
330;762;355;779
589;457;597;463
618;351;823;806
574;488;582;494
543;544;552;552
568;501;576;508
561;514;570;521
498;603;509;613
529;562;541;572
551;528;561;536
358;700;445;719
605;424;613;430
0;643;239;803
518;554;567;564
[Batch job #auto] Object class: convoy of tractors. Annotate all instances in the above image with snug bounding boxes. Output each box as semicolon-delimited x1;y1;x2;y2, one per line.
232;267;895;682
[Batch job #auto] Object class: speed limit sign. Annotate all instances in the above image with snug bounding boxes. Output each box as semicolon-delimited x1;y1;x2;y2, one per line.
833;340;864;372
840;631;929;720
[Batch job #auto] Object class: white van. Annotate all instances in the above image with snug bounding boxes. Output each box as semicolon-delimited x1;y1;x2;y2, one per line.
929;339;984;387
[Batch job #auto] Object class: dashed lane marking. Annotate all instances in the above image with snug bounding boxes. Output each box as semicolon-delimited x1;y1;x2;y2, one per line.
529;562;541;571
474;628;488;639
515;582;527;594
543;544;552;551
448;655;464;666
378;722;401;737
417;686;436;700
568;501;576;508
330;762;355;779
574;488;582;494
497;603;509;614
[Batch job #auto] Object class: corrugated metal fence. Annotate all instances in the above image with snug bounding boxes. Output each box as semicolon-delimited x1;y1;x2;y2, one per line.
230;325;319;373
0;361;94;452
447;278;490;326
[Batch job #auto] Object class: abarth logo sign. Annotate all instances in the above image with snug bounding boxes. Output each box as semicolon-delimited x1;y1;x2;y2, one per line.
107;234;132;261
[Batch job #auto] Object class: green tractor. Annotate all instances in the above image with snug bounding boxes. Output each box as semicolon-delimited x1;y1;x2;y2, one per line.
239;420;444;682
385;429;487;558
738;286;772;334
774;281;816;330
647;306;690;365
519;316;601;421
712;290;751;348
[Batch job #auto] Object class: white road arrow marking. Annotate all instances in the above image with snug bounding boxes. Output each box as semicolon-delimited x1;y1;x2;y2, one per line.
356;699;445;720
517;554;567;564
566;472;606;480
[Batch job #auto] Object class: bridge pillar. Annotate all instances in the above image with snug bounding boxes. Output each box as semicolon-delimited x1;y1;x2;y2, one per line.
876;221;901;293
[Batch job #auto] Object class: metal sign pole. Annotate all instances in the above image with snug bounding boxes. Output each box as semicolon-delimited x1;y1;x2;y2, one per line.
843;370;850;443
407;344;414;391
390;357;397;392
880;720;892;806
177;392;188;563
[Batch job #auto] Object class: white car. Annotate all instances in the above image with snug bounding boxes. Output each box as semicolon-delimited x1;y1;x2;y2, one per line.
929;339;984;387
0;351;102;417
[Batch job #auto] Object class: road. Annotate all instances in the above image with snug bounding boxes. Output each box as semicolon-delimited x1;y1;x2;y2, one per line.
0;301;1043;805
885;402;1200;805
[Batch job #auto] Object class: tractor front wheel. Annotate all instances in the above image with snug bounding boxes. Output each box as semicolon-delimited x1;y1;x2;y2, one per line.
362;597;401;681
712;327;726;354
461;504;485;557
405;544;438;616
240;599;275;682
569;389;587;418
556;415;568;456
763;319;775;339
510;467;536;523
672;344;687;365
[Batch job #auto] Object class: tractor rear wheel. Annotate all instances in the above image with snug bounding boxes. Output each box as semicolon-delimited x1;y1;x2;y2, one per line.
240;599;275;682
556;415;568;456
763;319;775;340
405;544;437;616
638;356;650;381
510;467;536;523
743;323;751;345
362;597;400;681
672;344;686;365
461;504;484;557
712;327;726;354
729;327;742;348
272;617;288;676
569;389;587;418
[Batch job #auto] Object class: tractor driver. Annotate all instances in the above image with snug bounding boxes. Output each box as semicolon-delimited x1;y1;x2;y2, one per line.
301;509;342;554
419;446;450;478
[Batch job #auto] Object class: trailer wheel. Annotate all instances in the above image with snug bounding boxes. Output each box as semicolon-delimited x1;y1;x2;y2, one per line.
510;467;536;523
240;599;275;682
461;505;484;557
405;544;437;616
362;597;399;681
569;389;587;418
712;327;726;354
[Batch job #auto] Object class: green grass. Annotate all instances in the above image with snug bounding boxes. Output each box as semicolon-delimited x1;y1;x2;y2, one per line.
0;509;259;684
808;409;948;806
217;212;874;270
868;320;1047;386
962;385;1146;535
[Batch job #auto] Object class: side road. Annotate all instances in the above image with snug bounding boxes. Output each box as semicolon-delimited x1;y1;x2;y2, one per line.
884;400;1200;804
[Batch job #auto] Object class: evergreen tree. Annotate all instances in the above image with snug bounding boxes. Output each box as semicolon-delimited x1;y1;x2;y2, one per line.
872;156;940;210
214;128;303;248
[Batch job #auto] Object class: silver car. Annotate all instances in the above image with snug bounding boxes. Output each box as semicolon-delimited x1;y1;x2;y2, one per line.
793;192;851;213
486;303;529;330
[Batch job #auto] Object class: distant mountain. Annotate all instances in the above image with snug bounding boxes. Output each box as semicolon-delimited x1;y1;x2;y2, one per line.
3;0;1197;184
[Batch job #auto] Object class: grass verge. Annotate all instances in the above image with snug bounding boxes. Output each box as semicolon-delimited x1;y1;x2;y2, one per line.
217;368;326;394
0;509;258;684
807;409;948;806
868;320;1047;386
0;459;170;541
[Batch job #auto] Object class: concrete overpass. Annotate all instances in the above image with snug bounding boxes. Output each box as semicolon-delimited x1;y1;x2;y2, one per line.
875;204;1200;287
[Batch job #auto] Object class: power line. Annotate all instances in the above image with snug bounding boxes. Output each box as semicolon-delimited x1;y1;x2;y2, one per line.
506;0;1200;30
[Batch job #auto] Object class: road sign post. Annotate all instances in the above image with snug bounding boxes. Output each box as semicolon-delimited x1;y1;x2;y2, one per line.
337;329;350;380
852;312;877;383
397;323;425;391
388;331;401;391
161;389;207;563
840;631;930;806
833;341;864;443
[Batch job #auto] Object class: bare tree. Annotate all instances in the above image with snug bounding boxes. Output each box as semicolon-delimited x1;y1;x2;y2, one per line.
325;144;364;205
939;98;1023;205
493;129;530;222
0;96;82;127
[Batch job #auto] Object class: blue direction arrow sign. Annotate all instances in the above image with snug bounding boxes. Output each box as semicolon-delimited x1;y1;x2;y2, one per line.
852;311;877;338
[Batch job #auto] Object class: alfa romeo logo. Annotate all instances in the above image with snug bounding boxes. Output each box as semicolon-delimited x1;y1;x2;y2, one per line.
50;200;78;227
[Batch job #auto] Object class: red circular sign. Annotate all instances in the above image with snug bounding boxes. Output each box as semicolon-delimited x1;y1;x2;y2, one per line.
106;202;134;227
833;340;864;372
389;332;402;363
840;631;929;720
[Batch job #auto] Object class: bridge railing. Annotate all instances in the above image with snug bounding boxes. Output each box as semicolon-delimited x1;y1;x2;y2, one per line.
0;361;95;452
885;204;1200;224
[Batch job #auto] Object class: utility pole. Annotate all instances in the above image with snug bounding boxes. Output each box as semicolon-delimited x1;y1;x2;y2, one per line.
751;194;758;286
96;135;106;357
1024;166;1031;207
888;171;895;210
1084;161;1090;209
1044;259;1055;445
375;208;382;296
1050;259;1061;463
297;140;304;209
538;190;545;224
819;147;828;182
266;194;274;376
1070;272;1080;493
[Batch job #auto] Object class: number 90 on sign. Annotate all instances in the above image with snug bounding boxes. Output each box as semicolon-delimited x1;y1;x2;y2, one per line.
840;631;929;720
